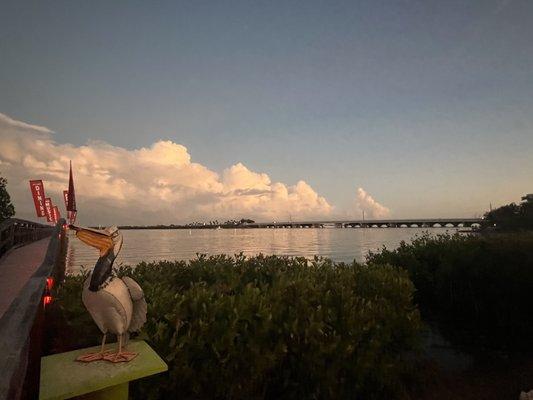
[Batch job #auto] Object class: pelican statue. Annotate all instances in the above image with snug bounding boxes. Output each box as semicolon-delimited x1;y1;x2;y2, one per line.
69;225;147;363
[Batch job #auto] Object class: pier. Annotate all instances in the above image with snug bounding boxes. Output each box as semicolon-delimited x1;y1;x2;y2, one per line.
0;218;65;400
0;238;51;318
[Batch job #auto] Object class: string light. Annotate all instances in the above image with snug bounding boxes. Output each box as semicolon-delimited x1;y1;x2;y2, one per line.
43;295;52;306
46;277;54;290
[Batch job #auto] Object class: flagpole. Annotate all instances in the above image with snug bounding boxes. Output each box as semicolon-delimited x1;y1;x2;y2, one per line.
66;160;77;224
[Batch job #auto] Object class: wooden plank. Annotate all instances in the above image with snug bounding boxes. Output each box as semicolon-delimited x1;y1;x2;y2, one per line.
0;238;51;318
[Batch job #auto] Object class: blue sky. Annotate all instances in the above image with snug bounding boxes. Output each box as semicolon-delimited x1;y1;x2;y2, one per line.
1;0;532;220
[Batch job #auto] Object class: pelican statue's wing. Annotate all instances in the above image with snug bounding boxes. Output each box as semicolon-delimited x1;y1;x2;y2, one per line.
121;276;147;332
82;276;131;335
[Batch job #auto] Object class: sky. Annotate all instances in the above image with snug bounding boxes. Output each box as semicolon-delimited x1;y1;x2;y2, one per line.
1;0;532;224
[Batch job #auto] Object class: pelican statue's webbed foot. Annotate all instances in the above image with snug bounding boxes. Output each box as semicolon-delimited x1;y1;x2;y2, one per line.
103;351;138;363
102;334;138;363
76;334;114;362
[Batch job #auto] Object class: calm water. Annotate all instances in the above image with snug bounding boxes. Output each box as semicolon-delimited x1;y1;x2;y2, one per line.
66;227;461;274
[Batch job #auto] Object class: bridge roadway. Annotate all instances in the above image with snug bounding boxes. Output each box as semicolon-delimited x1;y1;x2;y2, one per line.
247;218;483;229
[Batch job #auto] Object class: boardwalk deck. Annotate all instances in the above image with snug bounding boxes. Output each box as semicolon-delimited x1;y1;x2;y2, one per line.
0;238;51;319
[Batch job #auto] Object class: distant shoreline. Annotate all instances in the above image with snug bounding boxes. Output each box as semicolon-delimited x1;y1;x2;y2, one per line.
98;224;474;230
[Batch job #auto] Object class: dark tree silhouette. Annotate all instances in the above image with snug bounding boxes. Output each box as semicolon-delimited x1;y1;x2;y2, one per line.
483;195;533;231
0;174;15;221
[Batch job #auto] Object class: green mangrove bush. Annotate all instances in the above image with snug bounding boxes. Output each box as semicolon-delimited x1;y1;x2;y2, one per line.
367;233;533;350
56;255;421;400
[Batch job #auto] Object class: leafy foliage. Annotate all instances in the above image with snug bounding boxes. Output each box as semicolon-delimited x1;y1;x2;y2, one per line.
56;255;421;399
483;197;533;231
0;174;15;221
367;233;533;350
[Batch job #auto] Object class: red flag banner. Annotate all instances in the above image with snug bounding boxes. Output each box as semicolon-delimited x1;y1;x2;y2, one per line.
63;190;69;210
44;198;53;223
67;161;76;212
63;190;76;223
29;180;46;217
52;206;60;224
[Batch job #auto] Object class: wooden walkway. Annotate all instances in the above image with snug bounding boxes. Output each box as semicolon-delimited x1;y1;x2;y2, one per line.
0;238;51;319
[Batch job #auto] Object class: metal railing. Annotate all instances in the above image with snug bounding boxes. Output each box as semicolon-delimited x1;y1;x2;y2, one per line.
0;218;54;260
0;219;67;400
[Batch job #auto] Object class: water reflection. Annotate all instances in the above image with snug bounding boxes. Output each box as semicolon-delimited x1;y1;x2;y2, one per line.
66;227;459;274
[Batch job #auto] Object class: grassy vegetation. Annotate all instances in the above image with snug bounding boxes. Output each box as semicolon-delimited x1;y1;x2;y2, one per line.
55;255;421;400
367;232;533;350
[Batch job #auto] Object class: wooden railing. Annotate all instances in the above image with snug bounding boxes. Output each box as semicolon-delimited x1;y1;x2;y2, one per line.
0;219;67;400
0;218;54;260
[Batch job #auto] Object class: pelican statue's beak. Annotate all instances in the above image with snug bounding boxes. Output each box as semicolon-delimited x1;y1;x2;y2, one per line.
71;225;123;291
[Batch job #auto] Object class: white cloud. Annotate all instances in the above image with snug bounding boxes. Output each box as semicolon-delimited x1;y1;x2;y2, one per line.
352;187;390;219
0;113;333;224
0;113;54;134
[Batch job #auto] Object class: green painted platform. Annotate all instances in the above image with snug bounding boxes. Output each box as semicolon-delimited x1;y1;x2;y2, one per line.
39;340;167;400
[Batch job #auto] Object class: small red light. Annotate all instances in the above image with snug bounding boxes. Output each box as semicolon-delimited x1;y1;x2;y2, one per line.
46;277;54;290
43;295;53;306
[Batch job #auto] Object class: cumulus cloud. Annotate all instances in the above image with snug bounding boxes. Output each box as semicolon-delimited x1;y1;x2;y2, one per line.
0;113;333;224
352;187;390;219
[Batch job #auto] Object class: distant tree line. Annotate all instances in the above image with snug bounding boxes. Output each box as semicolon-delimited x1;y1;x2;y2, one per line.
118;218;256;230
185;218;255;227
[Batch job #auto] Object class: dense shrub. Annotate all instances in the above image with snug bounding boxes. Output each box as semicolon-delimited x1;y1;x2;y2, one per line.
56;255;421;399
366;233;533;350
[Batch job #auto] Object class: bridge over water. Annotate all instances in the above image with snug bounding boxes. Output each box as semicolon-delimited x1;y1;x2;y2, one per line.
247;218;483;229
